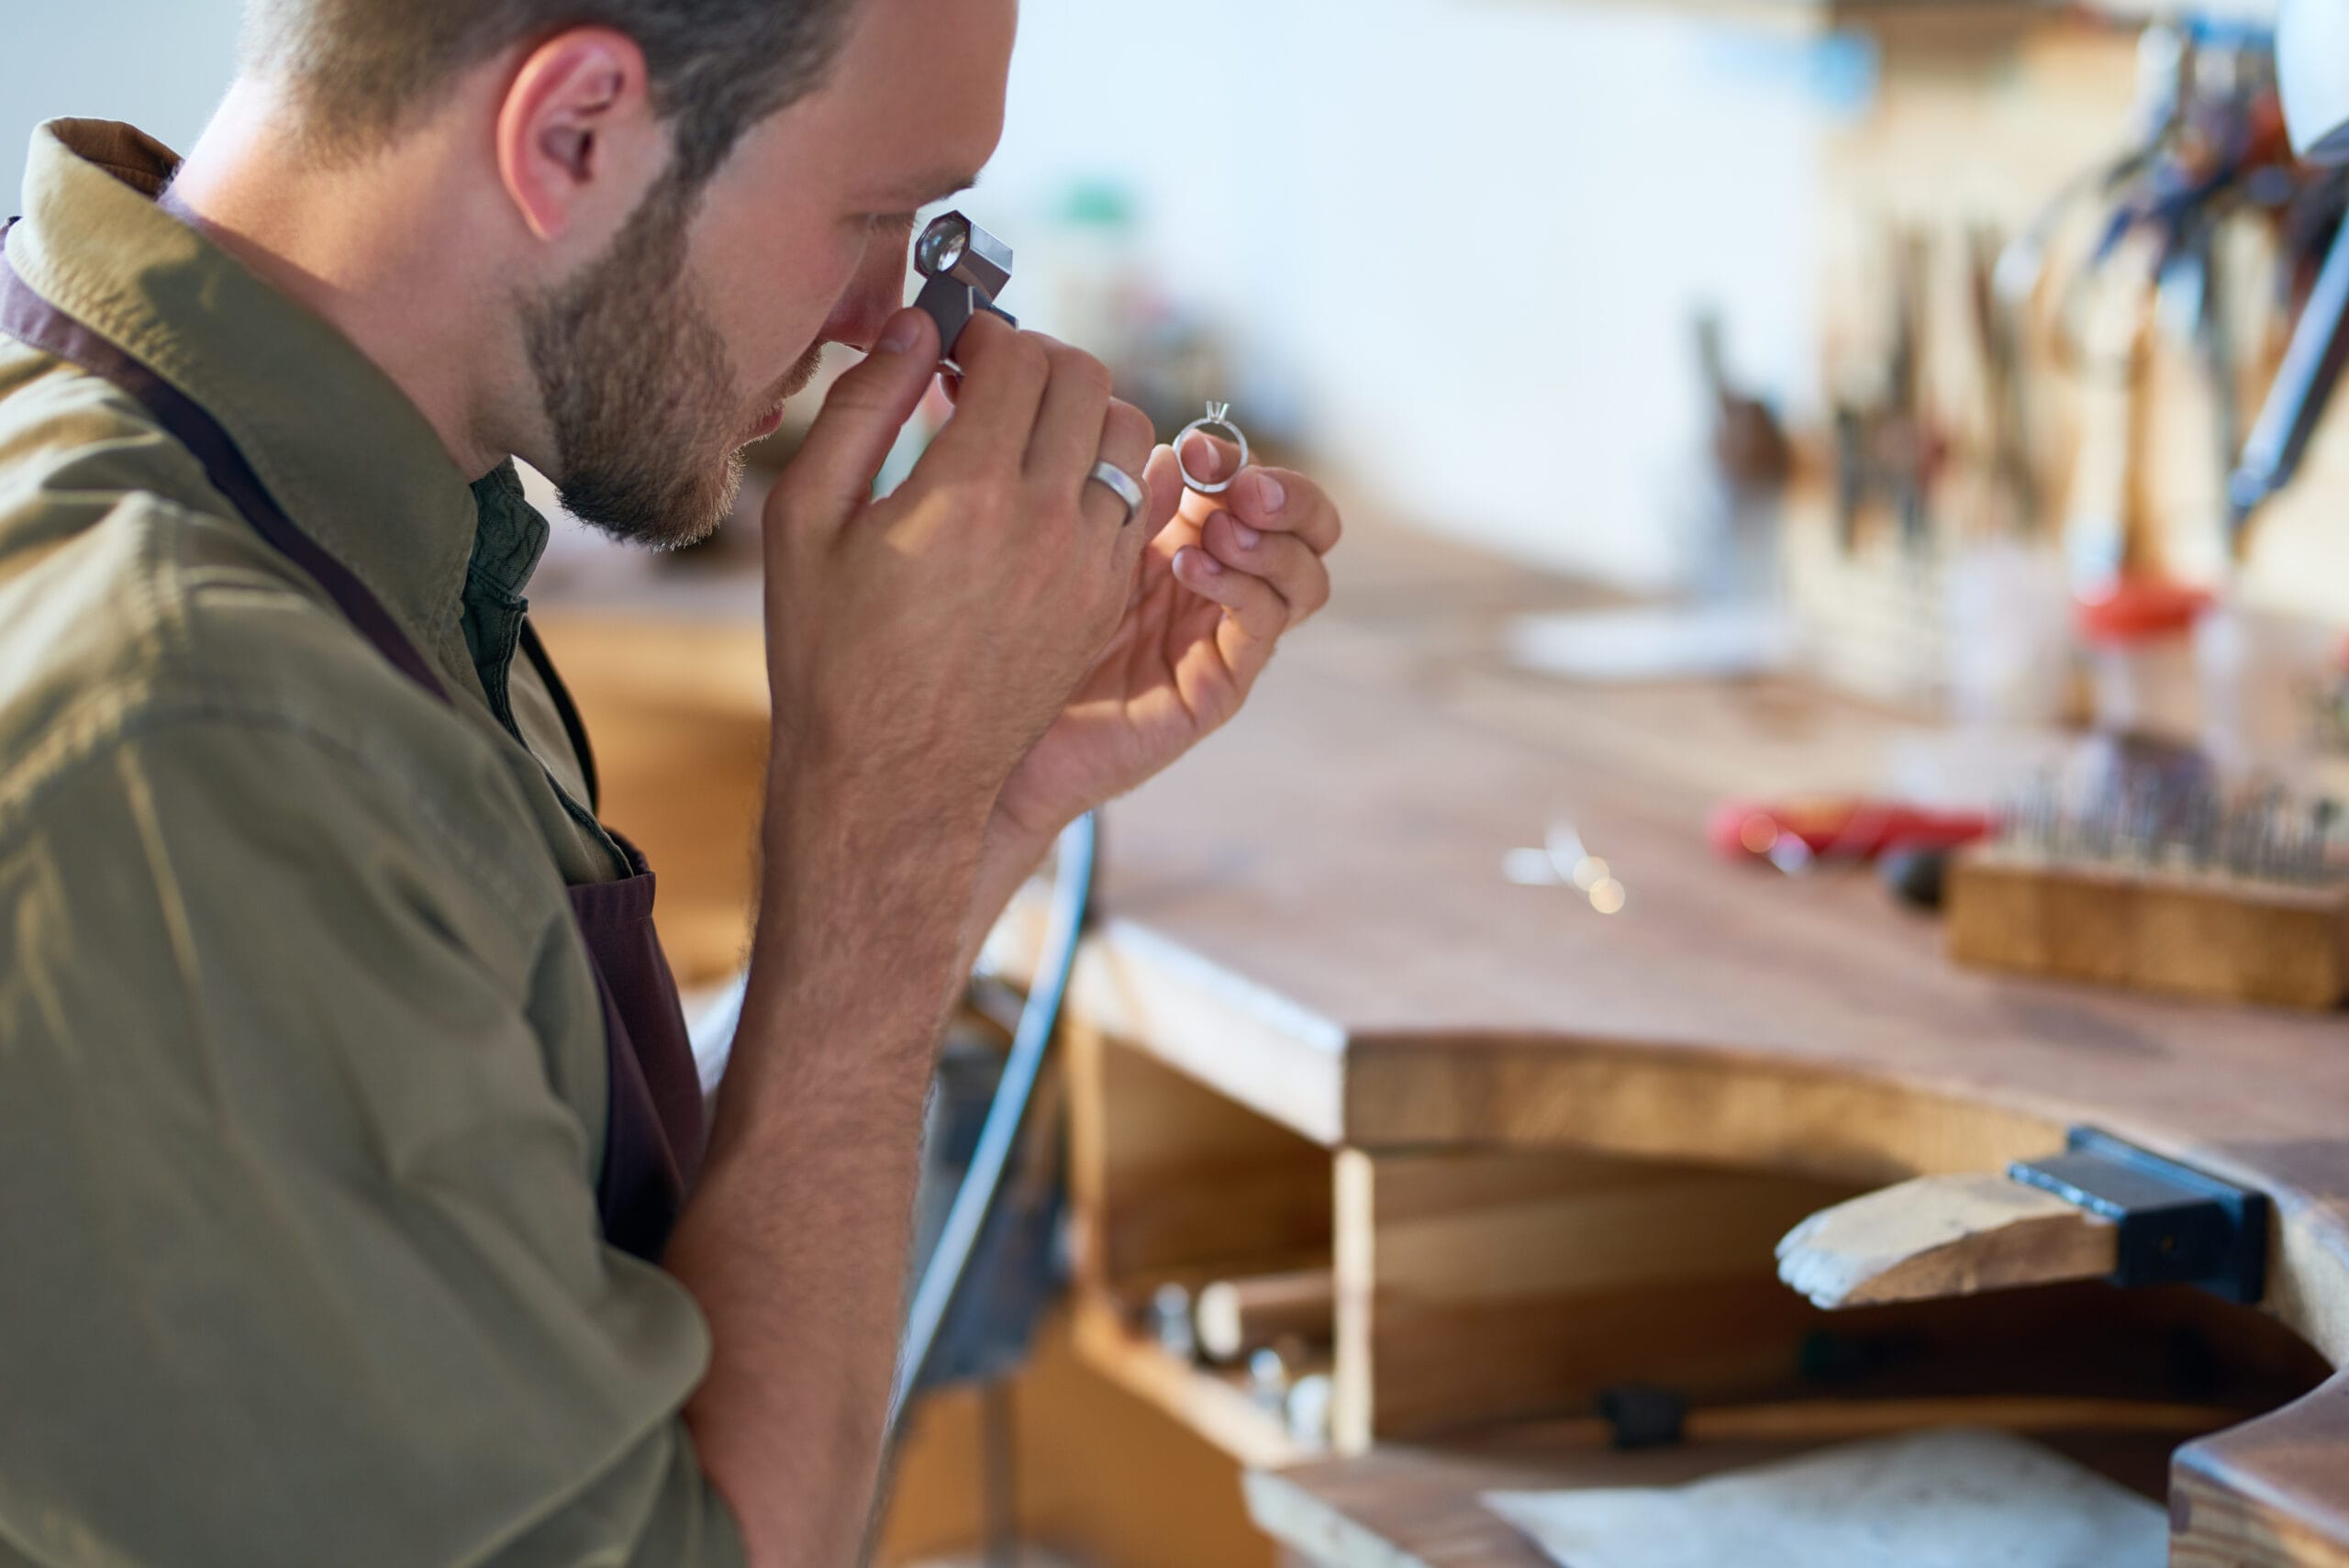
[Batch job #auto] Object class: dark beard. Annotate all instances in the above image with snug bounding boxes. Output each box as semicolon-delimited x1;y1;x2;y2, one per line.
520;180;743;551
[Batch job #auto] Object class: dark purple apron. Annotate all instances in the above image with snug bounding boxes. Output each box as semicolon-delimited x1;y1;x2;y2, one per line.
0;227;705;1262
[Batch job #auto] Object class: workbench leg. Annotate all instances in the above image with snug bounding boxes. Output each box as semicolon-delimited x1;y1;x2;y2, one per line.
981;1378;1019;1568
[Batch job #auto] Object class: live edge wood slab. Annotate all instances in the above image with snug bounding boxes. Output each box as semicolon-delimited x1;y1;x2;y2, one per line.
976;526;2349;1565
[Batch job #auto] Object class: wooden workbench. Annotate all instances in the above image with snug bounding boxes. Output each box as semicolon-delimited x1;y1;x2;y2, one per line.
543;514;2349;1567
974;522;2349;1566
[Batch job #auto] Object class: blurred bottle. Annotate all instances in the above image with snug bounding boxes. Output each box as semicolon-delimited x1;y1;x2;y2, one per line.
1027;178;1245;445
1943;539;2075;727
1029;180;1149;378
2198;598;2332;781
2077;580;2209;745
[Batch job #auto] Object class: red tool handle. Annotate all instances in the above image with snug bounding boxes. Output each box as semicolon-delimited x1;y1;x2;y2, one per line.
1709;798;1994;864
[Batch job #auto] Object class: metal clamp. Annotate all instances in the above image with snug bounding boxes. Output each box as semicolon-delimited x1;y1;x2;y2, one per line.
2009;1127;2269;1304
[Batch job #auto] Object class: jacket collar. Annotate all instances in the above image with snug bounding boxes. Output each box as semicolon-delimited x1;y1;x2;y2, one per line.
9;118;545;673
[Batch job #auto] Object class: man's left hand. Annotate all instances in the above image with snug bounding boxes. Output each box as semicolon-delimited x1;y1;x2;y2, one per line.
991;429;1341;844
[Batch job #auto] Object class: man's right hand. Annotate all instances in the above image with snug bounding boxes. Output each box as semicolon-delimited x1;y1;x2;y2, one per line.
759;306;1166;840
677;306;1168;1568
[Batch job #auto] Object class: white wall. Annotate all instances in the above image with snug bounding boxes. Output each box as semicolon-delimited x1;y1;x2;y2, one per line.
0;2;240;205
2;0;1829;587
986;0;1831;587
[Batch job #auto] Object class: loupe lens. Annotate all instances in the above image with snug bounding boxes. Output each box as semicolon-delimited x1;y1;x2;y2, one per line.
917;217;969;278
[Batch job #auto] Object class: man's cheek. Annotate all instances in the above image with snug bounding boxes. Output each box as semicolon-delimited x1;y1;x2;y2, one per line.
707;240;849;364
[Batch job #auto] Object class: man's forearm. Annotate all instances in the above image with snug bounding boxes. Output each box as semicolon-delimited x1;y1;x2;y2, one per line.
664;766;990;1568
955;807;1063;982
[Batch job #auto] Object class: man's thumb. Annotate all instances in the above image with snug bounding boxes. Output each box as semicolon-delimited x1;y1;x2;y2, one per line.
780;307;940;524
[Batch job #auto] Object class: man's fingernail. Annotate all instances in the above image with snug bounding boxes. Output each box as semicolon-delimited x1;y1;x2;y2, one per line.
1254;473;1286;514
1188;549;1224;575
878;312;923;354
1233;521;1263;550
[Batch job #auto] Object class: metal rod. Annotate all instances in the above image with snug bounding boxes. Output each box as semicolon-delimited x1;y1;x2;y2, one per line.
2229;214;2349;550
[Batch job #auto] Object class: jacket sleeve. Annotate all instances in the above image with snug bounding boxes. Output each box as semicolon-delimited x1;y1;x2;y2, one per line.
0;712;745;1567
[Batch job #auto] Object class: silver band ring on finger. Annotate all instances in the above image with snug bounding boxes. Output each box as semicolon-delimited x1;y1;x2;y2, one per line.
1176;400;1249;495
1087;460;1147;528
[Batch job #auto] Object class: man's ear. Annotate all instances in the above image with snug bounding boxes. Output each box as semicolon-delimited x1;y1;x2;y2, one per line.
494;27;665;245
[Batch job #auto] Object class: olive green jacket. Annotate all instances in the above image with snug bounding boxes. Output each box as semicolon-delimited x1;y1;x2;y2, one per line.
0;120;742;1565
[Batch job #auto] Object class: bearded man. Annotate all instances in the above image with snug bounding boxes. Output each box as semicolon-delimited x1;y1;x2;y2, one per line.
0;1;1340;1562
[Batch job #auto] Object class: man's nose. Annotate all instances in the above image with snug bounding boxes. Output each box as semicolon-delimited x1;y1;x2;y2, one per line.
823;246;918;352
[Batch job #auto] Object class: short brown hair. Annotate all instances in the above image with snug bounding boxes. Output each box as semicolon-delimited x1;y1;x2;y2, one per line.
242;0;858;192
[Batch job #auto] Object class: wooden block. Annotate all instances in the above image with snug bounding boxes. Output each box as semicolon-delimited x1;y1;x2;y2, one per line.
1775;1173;2118;1308
1198;1271;1338;1364
1331;1148;1854;1453
1947;850;2349;1010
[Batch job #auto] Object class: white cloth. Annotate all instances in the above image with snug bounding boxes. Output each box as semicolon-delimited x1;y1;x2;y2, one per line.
1485;1428;2165;1568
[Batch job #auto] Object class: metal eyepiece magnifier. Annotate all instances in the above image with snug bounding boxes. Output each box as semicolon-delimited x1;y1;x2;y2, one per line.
913;211;1017;363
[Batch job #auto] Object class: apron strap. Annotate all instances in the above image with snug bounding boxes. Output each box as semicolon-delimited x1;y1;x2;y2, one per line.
3;216;702;1258
0;222;452;707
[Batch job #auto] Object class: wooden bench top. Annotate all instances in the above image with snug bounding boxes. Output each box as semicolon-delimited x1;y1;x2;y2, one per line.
976;519;2349;1562
544;512;2349;1562
1008;532;2347;1310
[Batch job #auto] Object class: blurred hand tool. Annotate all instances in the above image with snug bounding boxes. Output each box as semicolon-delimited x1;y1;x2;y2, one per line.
2228;211;2349;554
1880;844;1954;911
1968;225;2039;539
1831;228;1947;556
1997;22;2191;308
1709;798;1994;873
1698;310;1792;497
1998;761;2341;887
2059;267;2154;596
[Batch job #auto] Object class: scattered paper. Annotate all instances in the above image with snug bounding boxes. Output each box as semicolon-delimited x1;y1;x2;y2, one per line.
1485;1429;2164;1568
